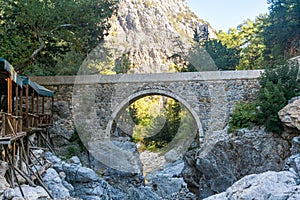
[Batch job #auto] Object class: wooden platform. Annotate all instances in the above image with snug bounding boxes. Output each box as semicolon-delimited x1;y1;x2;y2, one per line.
0;132;26;144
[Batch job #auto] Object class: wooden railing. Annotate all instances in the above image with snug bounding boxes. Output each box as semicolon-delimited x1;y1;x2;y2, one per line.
24;113;52;129
25;113;38;128
37;114;52;128
0;112;25;144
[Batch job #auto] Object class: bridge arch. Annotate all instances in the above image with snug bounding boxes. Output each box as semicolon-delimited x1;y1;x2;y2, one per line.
106;88;204;143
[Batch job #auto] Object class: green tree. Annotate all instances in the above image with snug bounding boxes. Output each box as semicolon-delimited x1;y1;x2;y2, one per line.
256;80;286;133
229;101;258;133
218;17;267;69
237;17;267;69
203;39;240;70
0;0;118;75
130;96;183;150
263;0;300;64
144;98;182;149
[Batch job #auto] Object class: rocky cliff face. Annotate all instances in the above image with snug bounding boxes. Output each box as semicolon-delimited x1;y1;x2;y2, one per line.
87;0;216;74
203;97;300;200
182;127;291;199
181;96;300;199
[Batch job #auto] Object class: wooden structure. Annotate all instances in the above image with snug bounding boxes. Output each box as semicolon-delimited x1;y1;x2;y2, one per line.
0;58;54;198
0;58;26;143
22;76;54;129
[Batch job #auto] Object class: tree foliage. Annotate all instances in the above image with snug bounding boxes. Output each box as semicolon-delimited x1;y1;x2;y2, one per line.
263;0;300;64
216;0;300;69
229;101;258;133
203;39;240;70
130;96;183;150
143;98;182;149
0;0;118;75
218;17;267;70
255;61;300;132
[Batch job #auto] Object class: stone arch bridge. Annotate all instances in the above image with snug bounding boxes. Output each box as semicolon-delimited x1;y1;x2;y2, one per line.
32;70;261;145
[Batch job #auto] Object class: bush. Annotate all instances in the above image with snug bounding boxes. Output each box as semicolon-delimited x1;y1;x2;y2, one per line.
229;102;258;133
229;61;300;133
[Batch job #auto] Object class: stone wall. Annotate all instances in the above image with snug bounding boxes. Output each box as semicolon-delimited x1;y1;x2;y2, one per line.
31;70;262;145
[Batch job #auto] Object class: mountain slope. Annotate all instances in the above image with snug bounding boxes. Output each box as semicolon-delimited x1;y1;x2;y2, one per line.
85;0;216;74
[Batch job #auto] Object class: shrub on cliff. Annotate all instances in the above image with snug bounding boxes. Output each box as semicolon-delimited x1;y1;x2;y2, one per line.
229;61;300;133
229;101;258;133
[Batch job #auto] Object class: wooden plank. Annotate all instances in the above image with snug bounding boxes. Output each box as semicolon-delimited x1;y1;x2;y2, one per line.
0;132;26;144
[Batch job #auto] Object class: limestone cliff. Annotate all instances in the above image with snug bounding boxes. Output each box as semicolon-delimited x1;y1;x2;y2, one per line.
86;0;216;74
182;127;291;199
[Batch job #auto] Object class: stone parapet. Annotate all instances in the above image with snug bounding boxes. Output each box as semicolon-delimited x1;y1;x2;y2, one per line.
30;70;262;85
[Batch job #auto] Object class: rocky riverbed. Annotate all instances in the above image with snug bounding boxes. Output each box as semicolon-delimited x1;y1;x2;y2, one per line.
0;149;196;200
2;97;300;199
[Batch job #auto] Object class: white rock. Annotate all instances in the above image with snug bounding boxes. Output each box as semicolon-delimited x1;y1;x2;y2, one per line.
43;168;70;199
204;171;300;200
278;98;300;131
12;185;49;200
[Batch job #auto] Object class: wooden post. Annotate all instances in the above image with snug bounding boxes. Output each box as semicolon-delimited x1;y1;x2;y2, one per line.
15;85;19;115
25;86;29;128
36;95;39;115
19;88;23;132
31;91;34;113
36;95;39;127
42;97;45;114
51;97;54;125
7;77;12;114
19;88;23;117
25;86;29;115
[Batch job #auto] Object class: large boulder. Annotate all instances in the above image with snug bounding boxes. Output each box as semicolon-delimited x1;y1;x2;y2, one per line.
43;153;159;200
43;153;124;199
43;168;71;199
146;160;197;200
89;139;144;190
182;127;291;199
49;101;74;147
204;171;300;200
290;136;300;155
278;97;300;131
284;136;300;183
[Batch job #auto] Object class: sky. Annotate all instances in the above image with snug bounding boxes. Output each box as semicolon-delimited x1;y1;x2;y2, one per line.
186;0;270;31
